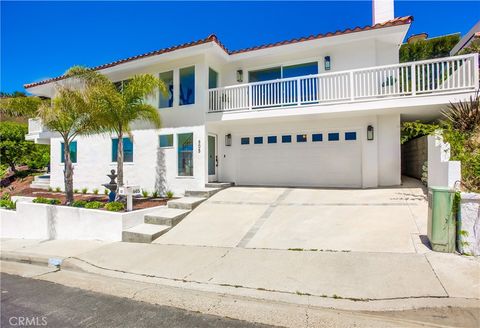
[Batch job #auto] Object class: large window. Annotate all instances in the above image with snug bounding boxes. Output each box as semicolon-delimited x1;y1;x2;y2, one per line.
178;133;193;176
209;68;218;89
249;67;281;83
61;141;77;163
159;71;174;108
179;66;195;105
159;134;173;148
112;138;133;162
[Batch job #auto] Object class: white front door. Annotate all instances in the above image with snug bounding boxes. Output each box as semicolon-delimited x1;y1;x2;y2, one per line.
208;134;218;182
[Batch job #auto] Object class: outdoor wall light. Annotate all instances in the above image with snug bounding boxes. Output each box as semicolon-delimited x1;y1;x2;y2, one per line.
324;56;331;71
236;69;243;83
225;133;232;146
367;125;374;141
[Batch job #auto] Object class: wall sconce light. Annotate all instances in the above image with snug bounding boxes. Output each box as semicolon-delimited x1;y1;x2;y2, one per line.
225;133;232;146
324;56;331;71
236;69;243;83
367;125;374;141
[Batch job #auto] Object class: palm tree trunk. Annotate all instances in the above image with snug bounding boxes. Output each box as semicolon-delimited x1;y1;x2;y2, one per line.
117;132;124;187
63;140;74;205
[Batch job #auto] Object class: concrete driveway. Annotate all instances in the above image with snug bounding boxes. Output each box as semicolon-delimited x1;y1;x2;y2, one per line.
155;177;428;253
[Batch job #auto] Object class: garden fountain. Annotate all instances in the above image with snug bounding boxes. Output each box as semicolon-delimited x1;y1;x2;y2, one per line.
102;169;118;202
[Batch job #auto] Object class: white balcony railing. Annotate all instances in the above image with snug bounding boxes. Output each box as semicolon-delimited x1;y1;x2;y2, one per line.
208;54;479;113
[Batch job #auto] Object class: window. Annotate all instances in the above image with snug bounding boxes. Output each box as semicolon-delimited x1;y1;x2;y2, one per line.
209;68;218;89
249;67;281;82
114;79;131;93
268;136;277;144
159;134;173;148
328;133;340;141
345;132;357;141
241;137;250;145
312;133;323;142
61;141;77;163
112;138;133;162
282;135;292;143
282;62;318;78
254;137;263;144
179;66;195;105
296;134;307;143
159;71;174;108
178;133;193;176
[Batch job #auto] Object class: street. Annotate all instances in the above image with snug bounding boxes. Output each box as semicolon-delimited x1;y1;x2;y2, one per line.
0;273;273;328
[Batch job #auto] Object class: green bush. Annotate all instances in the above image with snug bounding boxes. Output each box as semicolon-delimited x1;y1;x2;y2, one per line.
104;189;109;195
1;192;11;200
55;187;61;192
166;190;174;199
141;190;149;197
85;201;103;209
104;201;124;212
0;199;16;210
93;188;99;195
73;189;79;193
152;191;158;198
72;200;87;208
81;188;88;194
33;197;61;205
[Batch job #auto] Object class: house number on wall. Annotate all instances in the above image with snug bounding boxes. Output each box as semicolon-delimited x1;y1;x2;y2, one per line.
198;140;201;153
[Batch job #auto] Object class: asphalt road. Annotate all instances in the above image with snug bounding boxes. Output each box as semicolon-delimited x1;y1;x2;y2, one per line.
0;273;274;328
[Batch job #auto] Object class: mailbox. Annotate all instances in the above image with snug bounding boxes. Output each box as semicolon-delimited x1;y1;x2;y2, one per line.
117;185;141;211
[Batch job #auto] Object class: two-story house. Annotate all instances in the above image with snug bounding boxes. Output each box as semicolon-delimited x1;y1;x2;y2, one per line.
25;0;479;195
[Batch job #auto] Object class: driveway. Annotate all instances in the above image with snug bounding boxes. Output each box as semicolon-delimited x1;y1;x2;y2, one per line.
155;177;428;253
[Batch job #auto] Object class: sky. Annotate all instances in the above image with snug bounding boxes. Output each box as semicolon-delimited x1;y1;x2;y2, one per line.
1;1;479;93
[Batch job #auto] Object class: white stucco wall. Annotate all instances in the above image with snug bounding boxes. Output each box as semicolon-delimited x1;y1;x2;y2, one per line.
378;113;401;186
427;134;461;188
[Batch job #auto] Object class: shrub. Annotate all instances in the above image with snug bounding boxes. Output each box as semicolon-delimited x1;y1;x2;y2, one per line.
0;199;16;210
33;197;61;205
93;188;99;195
72;200;87;208
1;192;11;200
73;189;79;193
81;188;88;194
85;201;103;209
104;201;124;212
47;186;53;192
141;190;149;197
55;187;61;192
166;190;174;199
152;191;158;198
104;189;109;195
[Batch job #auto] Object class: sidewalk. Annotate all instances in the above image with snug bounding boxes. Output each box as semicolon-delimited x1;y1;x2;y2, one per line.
1;238;479;311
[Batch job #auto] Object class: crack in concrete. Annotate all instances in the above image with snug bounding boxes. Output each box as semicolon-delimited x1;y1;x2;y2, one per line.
424;254;450;298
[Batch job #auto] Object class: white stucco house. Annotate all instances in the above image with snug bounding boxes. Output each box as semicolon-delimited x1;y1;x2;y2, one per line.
25;0;479;196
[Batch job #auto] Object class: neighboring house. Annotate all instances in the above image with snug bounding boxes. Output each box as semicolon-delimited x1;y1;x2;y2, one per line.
450;20;480;55
25;0;479;195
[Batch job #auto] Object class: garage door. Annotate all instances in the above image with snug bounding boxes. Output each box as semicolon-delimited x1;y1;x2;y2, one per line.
236;131;362;187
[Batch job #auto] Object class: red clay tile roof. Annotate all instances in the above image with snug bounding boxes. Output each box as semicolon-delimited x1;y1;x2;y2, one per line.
24;16;412;89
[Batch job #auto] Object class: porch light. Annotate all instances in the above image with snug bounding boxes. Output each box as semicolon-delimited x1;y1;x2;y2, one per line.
367;125;374;141
225;133;232;146
236;69;243;83
324;56;331;71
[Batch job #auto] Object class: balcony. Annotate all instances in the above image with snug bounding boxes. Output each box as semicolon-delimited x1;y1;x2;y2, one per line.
208;54;479;113
26;118;56;144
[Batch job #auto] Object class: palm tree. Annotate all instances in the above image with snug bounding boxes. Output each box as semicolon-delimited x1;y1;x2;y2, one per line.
70;67;166;187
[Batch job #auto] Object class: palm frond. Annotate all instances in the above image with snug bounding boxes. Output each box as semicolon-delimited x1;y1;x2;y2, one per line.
442;90;480;134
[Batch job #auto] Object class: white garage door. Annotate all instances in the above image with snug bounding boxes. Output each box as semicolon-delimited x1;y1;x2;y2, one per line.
236;132;362;187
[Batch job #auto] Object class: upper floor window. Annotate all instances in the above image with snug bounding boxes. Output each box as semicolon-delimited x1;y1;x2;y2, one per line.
159;71;174;108
209;68;218;89
112;138;133;162
180;66;195;105
61;141;77;163
114;79;131;93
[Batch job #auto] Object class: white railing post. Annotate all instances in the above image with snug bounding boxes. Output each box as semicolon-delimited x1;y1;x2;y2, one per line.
411;63;416;95
248;84;253;110
349;71;355;101
474;53;479;90
297;77;302;105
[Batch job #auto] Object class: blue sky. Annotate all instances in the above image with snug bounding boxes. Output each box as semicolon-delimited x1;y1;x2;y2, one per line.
1;1;479;93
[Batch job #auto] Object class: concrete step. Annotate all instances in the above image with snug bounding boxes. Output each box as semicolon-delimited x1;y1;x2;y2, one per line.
122;224;171;243
144;208;191;226
205;182;234;189
184;187;221;198
30;181;50;190
167;197;206;210
34;174;50;182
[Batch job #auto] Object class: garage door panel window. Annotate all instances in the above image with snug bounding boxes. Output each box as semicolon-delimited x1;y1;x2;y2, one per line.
312;133;323;142
296;134;307;143
328;133;340;141
254;137;263;144
345;132;357;141
241;137;250;145
282;135;292;143
268;136;277;144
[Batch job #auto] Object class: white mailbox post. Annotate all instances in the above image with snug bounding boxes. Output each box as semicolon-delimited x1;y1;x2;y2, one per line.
118;185;141;212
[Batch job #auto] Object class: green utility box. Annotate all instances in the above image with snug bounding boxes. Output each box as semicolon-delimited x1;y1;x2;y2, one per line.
427;186;456;253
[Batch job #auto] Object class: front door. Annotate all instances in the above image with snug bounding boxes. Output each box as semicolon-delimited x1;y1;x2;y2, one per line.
208;134;218;182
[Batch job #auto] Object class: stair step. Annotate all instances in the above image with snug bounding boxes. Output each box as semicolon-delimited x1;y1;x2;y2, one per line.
167;197;206;210
30;182;51;190
184;187;220;198
144;208;191;226
205;182;234;189
122;224;171;243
